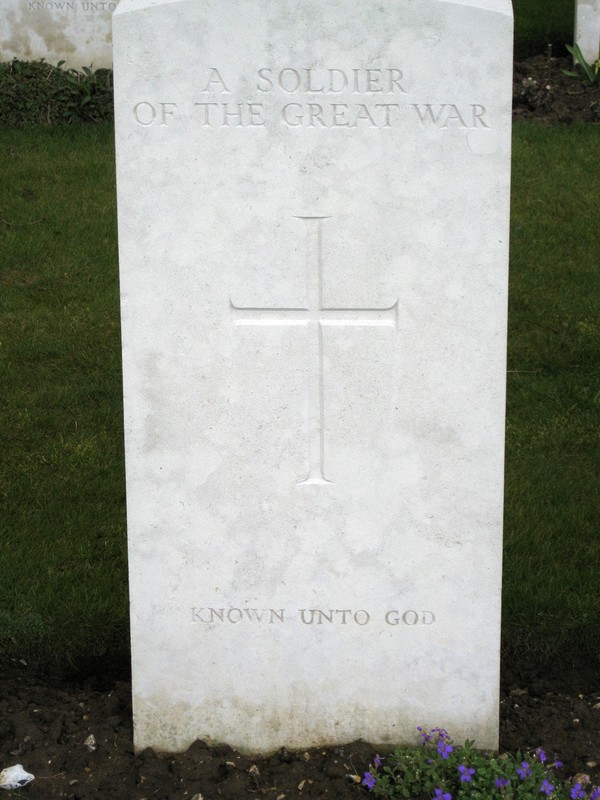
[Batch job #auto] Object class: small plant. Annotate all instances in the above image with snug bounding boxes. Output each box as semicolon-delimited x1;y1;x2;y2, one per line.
0;59;113;126
362;727;600;799
562;43;600;86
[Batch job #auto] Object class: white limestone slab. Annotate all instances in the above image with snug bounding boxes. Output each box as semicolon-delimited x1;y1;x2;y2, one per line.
575;0;600;63
113;0;513;754
0;0;118;68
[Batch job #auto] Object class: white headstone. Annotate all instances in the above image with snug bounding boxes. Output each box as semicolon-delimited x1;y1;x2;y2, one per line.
114;0;513;755
0;0;118;68
575;0;600;63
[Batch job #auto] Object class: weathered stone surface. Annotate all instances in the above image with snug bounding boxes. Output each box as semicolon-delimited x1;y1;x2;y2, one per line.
114;0;513;754
575;0;600;63
1;0;117;68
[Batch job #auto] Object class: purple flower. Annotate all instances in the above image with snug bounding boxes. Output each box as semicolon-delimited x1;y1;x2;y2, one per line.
418;726;432;745
434;790;452;800
438;741;454;760
518;762;532;780
590;788;600;800
433;727;450;742
495;777;510;790
373;755;382;768
362;772;376;790
535;748;548;764
571;784;586;800
554;761;564;770
540;779;554;795
458;765;476;783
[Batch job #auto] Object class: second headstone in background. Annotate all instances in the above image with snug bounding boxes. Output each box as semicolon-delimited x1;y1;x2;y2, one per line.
0;0;118;68
575;0;600;62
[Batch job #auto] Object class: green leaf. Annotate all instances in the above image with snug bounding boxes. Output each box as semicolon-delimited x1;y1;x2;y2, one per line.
566;42;597;84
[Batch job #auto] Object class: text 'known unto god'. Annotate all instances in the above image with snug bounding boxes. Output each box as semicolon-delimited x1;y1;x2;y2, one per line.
191;607;436;626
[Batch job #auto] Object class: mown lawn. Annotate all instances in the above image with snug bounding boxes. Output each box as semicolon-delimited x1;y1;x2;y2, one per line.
513;0;574;55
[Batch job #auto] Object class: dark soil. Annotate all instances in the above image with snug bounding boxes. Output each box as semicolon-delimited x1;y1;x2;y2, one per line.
1;54;599;800
513;54;600;124
1;658;600;800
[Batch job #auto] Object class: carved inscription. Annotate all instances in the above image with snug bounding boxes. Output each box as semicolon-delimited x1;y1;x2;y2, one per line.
412;103;489;128
256;67;407;94
192;607;436;626
131;66;492;131
231;216;398;485
27;1;116;9
192;607;285;624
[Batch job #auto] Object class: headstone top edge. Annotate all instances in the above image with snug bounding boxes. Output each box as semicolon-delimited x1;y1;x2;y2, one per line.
113;0;513;18
113;0;181;17
438;0;513;16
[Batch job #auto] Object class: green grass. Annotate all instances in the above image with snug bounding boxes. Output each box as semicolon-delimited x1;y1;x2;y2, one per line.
0;121;599;676
512;0;574;56
0;125;127;673
504;123;600;665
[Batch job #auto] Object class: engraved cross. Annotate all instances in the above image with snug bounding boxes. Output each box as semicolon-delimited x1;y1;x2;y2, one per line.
231;216;398;485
